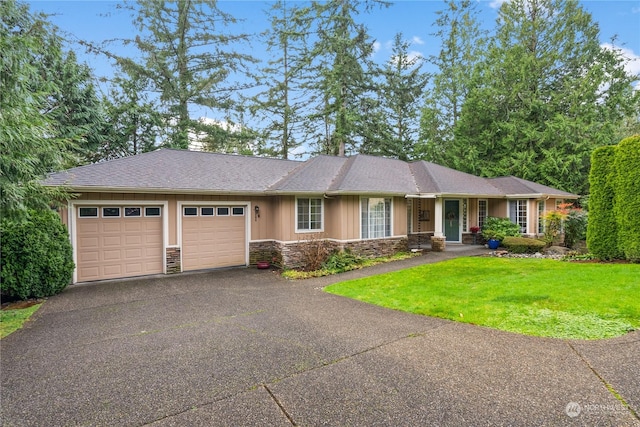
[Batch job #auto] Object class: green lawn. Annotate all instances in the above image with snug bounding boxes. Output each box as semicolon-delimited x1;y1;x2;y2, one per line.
325;257;640;339
0;303;42;339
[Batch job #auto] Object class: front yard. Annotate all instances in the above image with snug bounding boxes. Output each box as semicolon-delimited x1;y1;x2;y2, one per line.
325;257;640;339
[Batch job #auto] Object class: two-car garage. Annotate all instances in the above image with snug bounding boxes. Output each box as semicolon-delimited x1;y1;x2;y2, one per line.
71;202;248;283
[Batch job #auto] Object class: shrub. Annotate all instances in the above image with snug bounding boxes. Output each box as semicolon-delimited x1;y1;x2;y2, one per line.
481;217;521;241
1;209;74;300
543;211;564;246
502;236;546;254
564;210;587;249
614;135;640;262
323;250;363;273
587;145;623;260
297;234;332;272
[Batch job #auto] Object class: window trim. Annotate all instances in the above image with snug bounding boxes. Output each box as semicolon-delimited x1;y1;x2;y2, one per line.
201;207;215;216
477;199;488;230
295;197;324;233
78;207;98;218
360;197;393;240
124;207;142;217
102;207;121;218
144;207;162;217
183;207;198;216
508;199;528;234
216;207;230;216
232;207;245;216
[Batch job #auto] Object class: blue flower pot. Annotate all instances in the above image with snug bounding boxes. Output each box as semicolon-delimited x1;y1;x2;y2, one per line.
488;239;500;249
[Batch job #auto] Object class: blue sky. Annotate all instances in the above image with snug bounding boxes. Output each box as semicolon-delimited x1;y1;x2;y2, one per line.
27;0;640;125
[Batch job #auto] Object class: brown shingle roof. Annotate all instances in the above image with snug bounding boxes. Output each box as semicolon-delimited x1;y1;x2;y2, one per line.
409;161;503;196
43;149;579;198
488;176;578;198
43;149;300;194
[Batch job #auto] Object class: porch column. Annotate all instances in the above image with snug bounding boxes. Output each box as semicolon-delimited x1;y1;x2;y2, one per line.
434;197;444;238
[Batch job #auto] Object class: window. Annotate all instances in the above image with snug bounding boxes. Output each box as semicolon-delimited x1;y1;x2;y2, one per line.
145;207;161;217
217;207;230;216
478;200;488;229
201;207;214;216
102;207;120;217
361;198;391;239
538;201;545;234
79;207;98;218
297;198;323;231
232;207;245;216
509;200;528;233
183;207;198;216
124;207;141;217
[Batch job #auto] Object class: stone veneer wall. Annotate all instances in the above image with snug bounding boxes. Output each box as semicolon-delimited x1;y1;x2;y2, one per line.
166;247;181;274
408;232;434;248
250;237;408;270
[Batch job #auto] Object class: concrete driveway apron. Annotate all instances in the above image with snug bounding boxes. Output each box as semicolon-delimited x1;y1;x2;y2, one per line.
2;250;638;426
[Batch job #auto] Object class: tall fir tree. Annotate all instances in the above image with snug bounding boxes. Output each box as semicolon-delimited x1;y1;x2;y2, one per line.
454;0;639;194
250;1;312;159
304;0;388;156
417;0;486;166
364;32;428;161
116;0;256;150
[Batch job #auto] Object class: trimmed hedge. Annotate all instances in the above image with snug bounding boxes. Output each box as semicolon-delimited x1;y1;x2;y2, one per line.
502;236;546;254
1;209;74;300
481;217;521;241
587;145;622;260
614;136;640;262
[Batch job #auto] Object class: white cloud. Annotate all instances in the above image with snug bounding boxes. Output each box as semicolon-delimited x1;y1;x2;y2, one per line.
372;41;381;54
412;36;425;45
601;43;640;76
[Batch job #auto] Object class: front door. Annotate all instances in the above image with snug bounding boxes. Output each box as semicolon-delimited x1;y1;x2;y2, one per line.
444;200;460;242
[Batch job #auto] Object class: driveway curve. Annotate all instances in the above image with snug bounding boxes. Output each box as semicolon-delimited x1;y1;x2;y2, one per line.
2;249;638;426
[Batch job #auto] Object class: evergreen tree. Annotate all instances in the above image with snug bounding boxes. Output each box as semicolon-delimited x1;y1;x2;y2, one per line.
454;0;639;194
100;71;164;159
417;0;485;166
304;0;388;156
364;32;427;161
0;0;88;218
117;0;256;149
250;1;312;159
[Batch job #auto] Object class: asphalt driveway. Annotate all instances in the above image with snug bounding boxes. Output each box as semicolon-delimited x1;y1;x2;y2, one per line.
2;250;639;426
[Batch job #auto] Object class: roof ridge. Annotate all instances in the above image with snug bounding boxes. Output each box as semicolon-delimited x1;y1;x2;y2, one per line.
327;155;356;192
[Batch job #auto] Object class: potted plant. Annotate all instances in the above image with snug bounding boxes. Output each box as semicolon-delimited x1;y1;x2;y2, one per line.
481;217;521;249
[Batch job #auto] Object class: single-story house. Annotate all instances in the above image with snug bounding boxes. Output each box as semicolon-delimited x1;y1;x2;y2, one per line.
43;149;578;283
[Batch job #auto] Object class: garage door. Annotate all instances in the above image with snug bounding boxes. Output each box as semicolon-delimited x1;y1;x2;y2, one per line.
76;206;163;282
182;206;246;271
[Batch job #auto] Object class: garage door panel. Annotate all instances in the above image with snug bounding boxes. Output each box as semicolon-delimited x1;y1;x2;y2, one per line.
182;208;246;271
76;206;163;282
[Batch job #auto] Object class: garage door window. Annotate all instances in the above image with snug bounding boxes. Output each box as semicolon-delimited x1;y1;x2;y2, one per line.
145;207;161;217
125;207;141;217
102;207;120;217
232;207;244;216
201;207;214;216
78;207;98;218
217;207;230;216
184;207;198;216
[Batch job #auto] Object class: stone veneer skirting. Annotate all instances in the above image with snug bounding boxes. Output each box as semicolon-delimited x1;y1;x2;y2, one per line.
249;237;408;270
166;247;181;274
